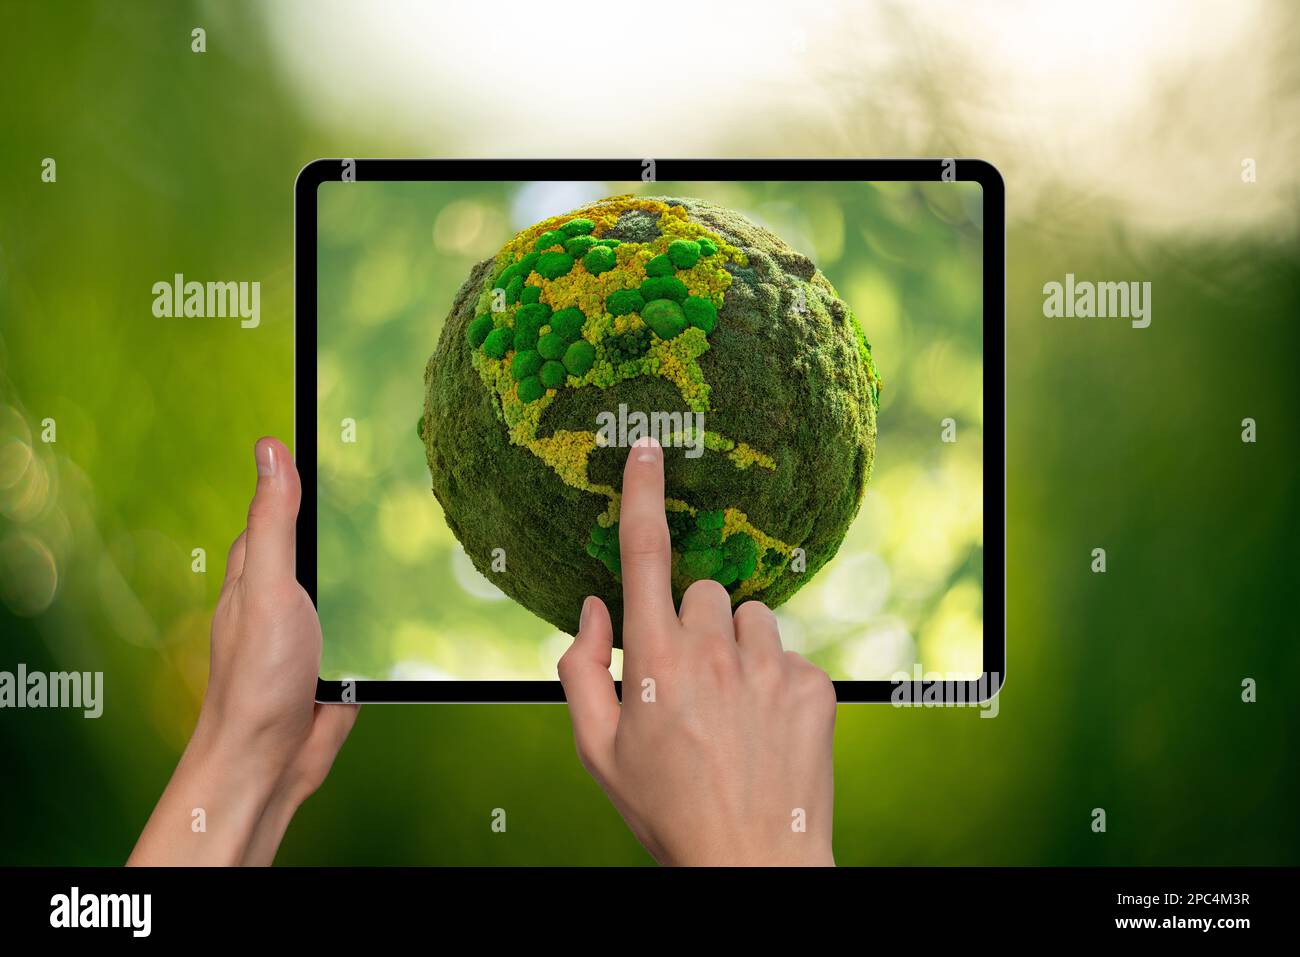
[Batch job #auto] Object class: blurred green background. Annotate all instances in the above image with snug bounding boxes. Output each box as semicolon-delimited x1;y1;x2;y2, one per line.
1;0;1296;865
316;179;982;682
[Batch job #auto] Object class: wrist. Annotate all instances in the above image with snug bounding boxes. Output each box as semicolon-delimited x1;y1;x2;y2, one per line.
668;833;835;867
183;728;278;802
188;707;298;797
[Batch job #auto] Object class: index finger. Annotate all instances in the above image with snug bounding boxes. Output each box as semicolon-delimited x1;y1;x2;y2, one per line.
618;436;678;644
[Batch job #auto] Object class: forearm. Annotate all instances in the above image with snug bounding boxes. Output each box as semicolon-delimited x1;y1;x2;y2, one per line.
128;732;277;867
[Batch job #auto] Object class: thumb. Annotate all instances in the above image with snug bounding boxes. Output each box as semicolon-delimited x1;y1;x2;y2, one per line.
557;596;619;779
243;437;301;582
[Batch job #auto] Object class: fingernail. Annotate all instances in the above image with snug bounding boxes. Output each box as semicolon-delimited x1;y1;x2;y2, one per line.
579;595;593;633
255;440;276;477
633;435;660;463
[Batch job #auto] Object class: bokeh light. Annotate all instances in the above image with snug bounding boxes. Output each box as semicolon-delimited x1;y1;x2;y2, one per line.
2;0;1295;867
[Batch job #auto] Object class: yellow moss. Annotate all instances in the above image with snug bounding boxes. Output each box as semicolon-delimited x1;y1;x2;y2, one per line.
724;507;797;601
724;507;791;556
526;430;616;500
612;314;644;335
584;312;614;343
656;210;748;269
647;328;711;412
504;195;672;259
728;443;777;471
703;431;735;452
595;500;618;528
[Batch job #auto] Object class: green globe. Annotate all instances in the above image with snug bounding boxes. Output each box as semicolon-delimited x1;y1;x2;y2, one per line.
421;195;881;641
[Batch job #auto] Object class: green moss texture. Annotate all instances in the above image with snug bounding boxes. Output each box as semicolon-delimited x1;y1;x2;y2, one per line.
422;195;881;642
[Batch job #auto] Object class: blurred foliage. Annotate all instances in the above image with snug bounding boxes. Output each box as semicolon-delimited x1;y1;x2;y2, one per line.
316;179;983;681
0;1;1296;866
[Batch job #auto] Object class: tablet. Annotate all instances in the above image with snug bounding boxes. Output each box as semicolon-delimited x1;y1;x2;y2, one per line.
297;159;1004;704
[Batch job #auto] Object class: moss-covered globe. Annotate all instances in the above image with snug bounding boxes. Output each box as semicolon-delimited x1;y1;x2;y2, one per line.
421;195;881;641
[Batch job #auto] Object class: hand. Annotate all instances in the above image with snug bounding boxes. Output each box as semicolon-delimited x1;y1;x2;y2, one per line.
558;437;837;866
129;437;358;866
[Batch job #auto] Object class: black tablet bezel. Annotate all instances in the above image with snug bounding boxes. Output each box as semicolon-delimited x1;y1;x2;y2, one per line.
297;158;1005;704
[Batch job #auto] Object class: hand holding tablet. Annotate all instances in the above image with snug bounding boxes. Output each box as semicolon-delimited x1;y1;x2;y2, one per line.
129;438;358;867
133;435;834;866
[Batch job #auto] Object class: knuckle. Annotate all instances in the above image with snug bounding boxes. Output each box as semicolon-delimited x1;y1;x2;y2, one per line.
733;599;774;631
619;520;671;558
781;652;835;701
246;496;280;530
799;666;836;708
683;578;729;607
556;648;581;683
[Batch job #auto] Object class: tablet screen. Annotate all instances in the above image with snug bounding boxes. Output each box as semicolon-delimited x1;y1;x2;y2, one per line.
308;165;996;698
